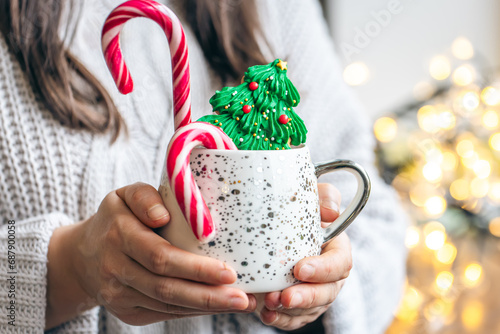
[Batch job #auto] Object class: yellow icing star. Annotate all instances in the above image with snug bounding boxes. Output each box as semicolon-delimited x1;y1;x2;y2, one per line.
276;59;288;71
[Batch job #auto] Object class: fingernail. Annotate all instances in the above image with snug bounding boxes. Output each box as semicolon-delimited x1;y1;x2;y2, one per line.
230;296;247;310
299;264;315;280
321;199;339;213
267;302;283;311
289;292;303;308
219;268;236;284
147;204;169;221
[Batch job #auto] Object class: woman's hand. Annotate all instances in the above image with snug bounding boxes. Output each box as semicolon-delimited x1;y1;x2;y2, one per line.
46;183;255;329
256;183;353;331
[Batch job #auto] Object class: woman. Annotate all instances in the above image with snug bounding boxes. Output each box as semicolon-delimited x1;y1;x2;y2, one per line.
0;0;407;333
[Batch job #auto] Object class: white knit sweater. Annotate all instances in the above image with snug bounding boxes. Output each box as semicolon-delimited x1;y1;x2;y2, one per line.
0;0;407;333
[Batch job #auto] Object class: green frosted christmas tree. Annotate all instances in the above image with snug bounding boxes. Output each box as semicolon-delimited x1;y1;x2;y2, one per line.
197;59;307;150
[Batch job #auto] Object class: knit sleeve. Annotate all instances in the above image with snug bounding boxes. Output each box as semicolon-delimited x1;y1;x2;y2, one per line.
0;214;67;332
257;1;408;333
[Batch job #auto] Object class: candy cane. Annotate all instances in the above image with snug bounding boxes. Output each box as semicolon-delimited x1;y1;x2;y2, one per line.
102;0;191;129
167;122;238;242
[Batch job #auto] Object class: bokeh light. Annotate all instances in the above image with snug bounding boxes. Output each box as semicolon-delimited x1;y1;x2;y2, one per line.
424;196;447;216
472;160;491;179
396;286;423;322
481;109;499;129
378;39;500;333
450;179;470;201
413;81;436;101
453;65;475;86
410;183;437;207
461;301;484;330
481;86;500;106
456;139;475;158
429;55;451;80
470;178;489;198
489;182;500;203
436;242;457;265
424;221;446;250
461;91;480;111
451;37;474;60
489;132;500;151
435;271;454;292
373;117;398;143
343;62;370;86
423;162;443;183
464;263;483;287
441;151;458;171
489;217;500;237
405;226;421;248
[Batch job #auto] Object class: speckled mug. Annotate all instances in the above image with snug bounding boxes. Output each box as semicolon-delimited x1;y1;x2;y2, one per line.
158;145;370;293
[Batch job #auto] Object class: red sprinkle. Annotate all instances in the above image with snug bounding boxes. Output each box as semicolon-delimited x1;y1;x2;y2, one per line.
243;105;252;114
278;114;289;124
249;82;259;91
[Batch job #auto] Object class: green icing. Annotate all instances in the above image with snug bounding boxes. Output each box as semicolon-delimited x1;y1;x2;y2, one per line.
197;59;307;150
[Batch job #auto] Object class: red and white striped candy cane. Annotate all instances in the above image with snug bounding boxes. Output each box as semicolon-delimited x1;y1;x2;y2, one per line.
167;122;238;242
102;0;191;129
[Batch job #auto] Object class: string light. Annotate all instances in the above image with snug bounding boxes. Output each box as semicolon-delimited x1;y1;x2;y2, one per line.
452;65;475;86
461;301;484;330
464;263;483;287
461;151;479;169
396;286;423;322
470;178;489;198
481;86;500;106
441;151;458;171
429;55;451;80
461;91;480;111
373;117;397;142
405;226;420;248
416;107;456;133
472;160;491;179
489;132;500;151
436;243;457;264
450;179;470;201
424;196;447;216
489;217;500;237
343;62;370;86
424;221;446;250
423;162;443;182
451;37;474;60
456;139;475;158
379;38;500;332
489;182;500;203
409;183;437;207
413;81;436;101
481;110;499;129
435;271;454;293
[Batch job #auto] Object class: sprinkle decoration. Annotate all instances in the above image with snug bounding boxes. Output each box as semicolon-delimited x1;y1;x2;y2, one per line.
278;114;289;124
166;122;238;242
249;82;259;91
102;0;191;129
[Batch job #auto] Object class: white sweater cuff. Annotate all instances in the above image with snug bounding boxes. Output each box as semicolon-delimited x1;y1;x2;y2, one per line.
0;213;70;331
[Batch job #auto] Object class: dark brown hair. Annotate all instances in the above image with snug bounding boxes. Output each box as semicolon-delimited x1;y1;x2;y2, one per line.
0;0;267;140
0;0;124;142
185;0;268;80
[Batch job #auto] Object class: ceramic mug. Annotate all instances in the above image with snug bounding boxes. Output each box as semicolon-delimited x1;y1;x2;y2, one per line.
158;145;370;293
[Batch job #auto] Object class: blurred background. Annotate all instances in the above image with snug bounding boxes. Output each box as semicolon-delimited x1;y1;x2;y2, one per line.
323;0;500;333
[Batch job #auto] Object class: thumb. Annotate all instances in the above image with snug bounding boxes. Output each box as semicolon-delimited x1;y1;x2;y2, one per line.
318;183;341;226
